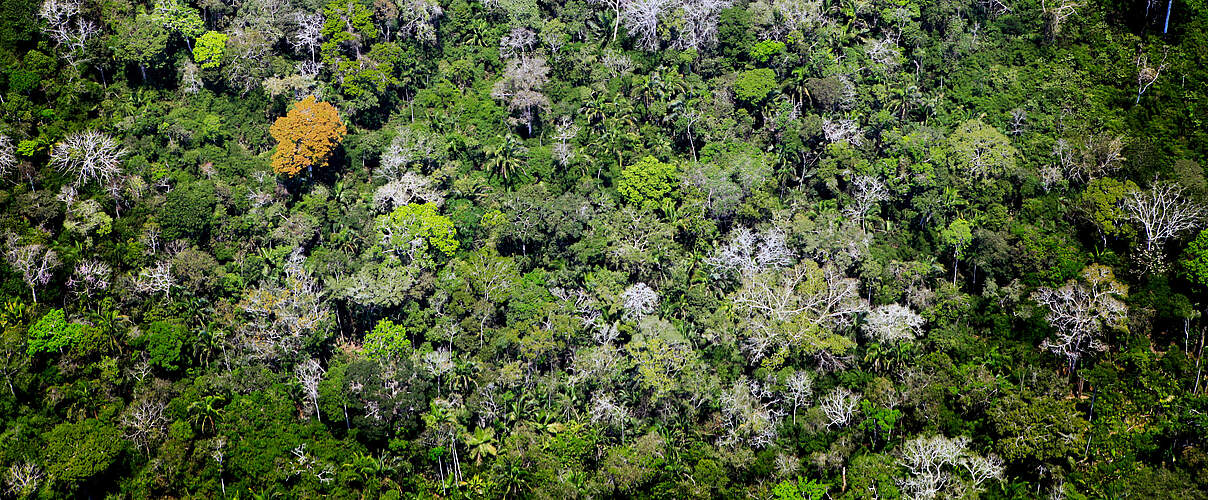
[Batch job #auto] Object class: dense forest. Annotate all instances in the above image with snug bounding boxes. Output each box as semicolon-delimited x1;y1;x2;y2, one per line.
1;0;1207;497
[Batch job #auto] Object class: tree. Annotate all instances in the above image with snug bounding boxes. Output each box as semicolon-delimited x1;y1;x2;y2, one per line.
707;226;794;279
192;31;227;69
897;434;1003;499
845;175;889;230
734;68;778;105
622;0;673;50
375;202;459;265
134;260;175;299
617;156;678;211
1079;177;1138;246
4;237;59;304
237;251;332;363
490;56;550;136
465;428;498;465
948;119;1017;184
620;282;659;318
296;358;326;421
111;9;171;81
269;96;348;177
321;0;378;64
733;261;867;368
673;0;731;51
50;130;126;186
1123;180;1205;269
940;218;973;284
38;0;99;65
1181;229;1208;288
43;419;123;494
1032;263;1127;372
819;386;860;428
0;135;14;178
862;304;925;345
484;134;528;182
363;319;410;363
154;0;205;50
25;308;83;356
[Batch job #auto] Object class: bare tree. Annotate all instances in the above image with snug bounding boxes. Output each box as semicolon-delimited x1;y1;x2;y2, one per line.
67;259;112;297
819;386;861;428
552;116;580;167
499;27;538;59
863;303;925;344
719;378;783;448
845;175;889;230
121;397;169;453
373;172;444;212
1032;264;1127;372
0;135;15;179
50;130;126;186
783;370;813;424
1124;180;1205;267
4;236;59;304
295;358;325;421
822;117;863;146
396;0;443;45
39;0;99;65
1042;0;1083;37
491;57;551;136
134;260;175;299
379;127;446;179
590;393;631;440
237;251;331;363
865;35;903;70
707;226;795;279
623;0;673;50
620;282;659;319
898;434;1004;499
3;462;43;498
1008;108;1027;135
291;13;324;63
733;261;867;364
673;0;732;51
773;0;828;33
1135;49;1168;104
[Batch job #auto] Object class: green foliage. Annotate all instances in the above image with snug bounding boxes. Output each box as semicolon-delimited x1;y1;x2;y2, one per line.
749;40;786;63
43;419;123;493
375;202;459;263
1182;229;1208;288
192;31;228;69
26;308;84;356
617;156;679;211
771;477;827;500
160;181;216;243
363;319;410;362
130;320;192;371
733;68;778;105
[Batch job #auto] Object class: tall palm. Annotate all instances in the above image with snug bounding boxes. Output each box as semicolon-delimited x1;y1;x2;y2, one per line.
485;134;527;183
464;427;498;466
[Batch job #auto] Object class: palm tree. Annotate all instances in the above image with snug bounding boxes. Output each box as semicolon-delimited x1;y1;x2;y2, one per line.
464;427;498;465
485;134;527;183
188;394;226;434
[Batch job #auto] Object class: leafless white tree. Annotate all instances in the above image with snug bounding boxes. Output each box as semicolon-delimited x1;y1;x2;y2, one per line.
673;0;732;51
379;127;446;178
863;304;925;344
491;57;551;136
590;393;631;439
1135;49;1167;104
295;358;325;420
552;116;580;167
623;0;673;50
589;0;629;43
773;0;828;33
1123;180;1205;265
0;135;15;178
237;251;331;363
621;282;659;319
1032;264;1127;371
865;34;902;70
50;130;126;186
1008;108;1027;135
134;260;175;299
822;117;863;146
499;27;538;59
845;175;889;229
121;397;169;453
4;236;59;304
373;172;444;211
719;378;783;448
3;462;43;498
733;262;867;363
819;386;861;428
898;434;1004;499
39;0;99;64
783;370;813;424
397;0;443;45
707;226;794;279
1042;0;1083;36
288;443;336;484
291;13;324;63
68;259;112;297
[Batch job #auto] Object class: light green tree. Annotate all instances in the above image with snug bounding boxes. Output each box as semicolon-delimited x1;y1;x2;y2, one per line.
940;218;973;284
375;202;459;265
617;156;679;211
192;31;227;69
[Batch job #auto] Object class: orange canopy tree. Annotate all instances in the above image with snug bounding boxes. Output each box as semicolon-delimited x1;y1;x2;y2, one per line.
269;96;347;177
